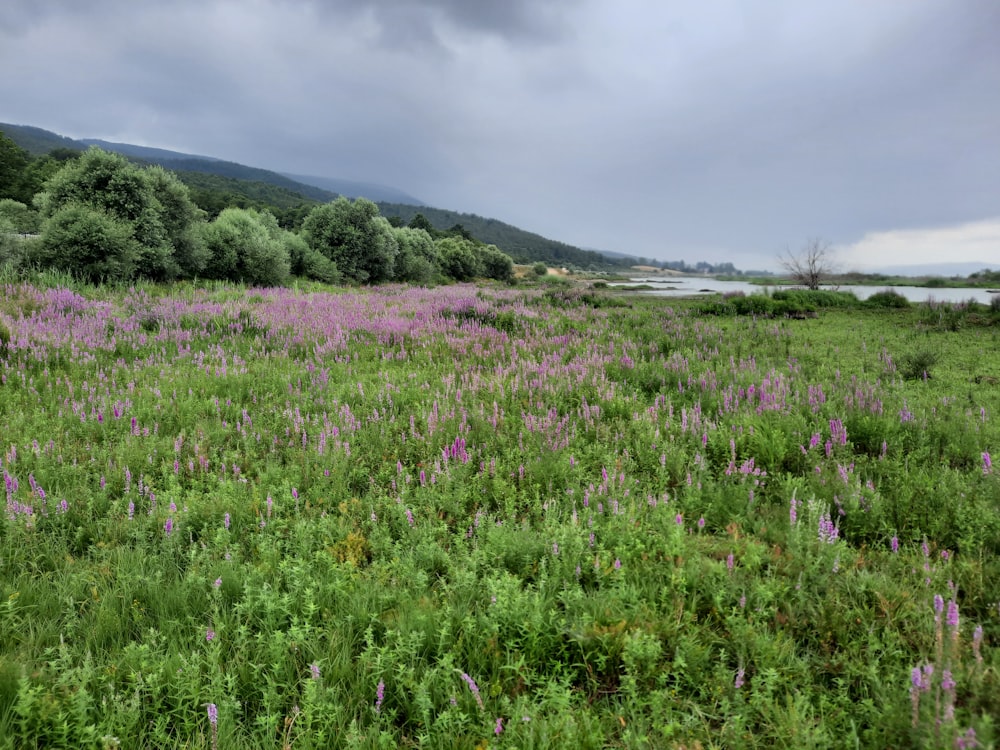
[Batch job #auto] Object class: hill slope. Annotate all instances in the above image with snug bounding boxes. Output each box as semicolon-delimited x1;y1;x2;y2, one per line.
377;203;627;269
283;173;424;205
2;122;639;268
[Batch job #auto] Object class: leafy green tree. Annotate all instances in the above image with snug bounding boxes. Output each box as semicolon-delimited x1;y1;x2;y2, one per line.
407;213;435;233
0;132;31;203
21;156;67;203
36;147;176;279
33;147;209;282
476;244;514;282
532;261;548;277
145;166;209;278
285;231;340;283
0;216;19;266
435;236;483;281
32;204;140;283
201;208;290;286
0;199;39;234
301;197;398;284
392;226;439;283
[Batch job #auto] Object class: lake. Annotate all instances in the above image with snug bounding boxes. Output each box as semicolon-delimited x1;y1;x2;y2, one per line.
608;277;1000;305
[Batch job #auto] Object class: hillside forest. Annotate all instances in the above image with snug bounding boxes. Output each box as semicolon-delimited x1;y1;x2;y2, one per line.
0;132;515;286
1;124;759;276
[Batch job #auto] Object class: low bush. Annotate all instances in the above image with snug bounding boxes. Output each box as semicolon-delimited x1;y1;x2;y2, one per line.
865;289;911;308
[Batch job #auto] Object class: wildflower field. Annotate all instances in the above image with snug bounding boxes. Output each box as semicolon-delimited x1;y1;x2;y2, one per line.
0;279;997;749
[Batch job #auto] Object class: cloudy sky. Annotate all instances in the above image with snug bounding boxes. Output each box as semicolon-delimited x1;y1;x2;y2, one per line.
2;0;998;271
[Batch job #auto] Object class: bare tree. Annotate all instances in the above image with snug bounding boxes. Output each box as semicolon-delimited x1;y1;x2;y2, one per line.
779;238;836;290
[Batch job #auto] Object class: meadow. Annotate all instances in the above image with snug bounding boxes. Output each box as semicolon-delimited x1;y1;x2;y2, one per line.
0;277;997;749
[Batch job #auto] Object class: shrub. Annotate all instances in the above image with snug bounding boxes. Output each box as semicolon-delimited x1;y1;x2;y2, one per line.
899;349;939;380
201;208;290;286
866;289;910;309
772;289;859;308
32;204;140;283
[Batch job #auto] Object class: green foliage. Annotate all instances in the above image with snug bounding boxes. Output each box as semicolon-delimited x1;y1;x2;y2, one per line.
380;202;626;270
435;236;482;281
144;166;209;279
32;204;140;283
177;170;322;219
393;226;440;283
0;122;82;157
898;349;939;380
0;131;32;203
771;288;859;308
286;231;340;283
302;197;398;284
0;287;998;748
0;216;21;268
476;243;514;282
532;262;548;277
34;147;208;281
865;289;911;309
200;208;290;286
0;199;40;234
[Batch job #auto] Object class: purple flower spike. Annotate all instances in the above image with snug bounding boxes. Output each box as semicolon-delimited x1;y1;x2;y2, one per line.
947;600;959;630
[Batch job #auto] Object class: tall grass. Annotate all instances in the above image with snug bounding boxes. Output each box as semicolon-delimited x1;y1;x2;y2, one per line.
0;282;996;748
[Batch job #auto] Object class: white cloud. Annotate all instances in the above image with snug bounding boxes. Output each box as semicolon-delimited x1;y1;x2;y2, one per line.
838;218;1000;272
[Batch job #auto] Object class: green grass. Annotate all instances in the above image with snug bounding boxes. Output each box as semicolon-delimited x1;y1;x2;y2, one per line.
0;281;997;748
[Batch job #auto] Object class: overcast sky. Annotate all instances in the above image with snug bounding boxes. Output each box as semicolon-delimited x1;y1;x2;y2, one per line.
2;0;998;271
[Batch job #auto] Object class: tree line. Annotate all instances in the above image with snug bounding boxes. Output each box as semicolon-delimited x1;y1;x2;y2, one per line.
0;133;514;287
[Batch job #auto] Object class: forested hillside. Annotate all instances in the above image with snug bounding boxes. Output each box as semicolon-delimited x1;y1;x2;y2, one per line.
0;133;515;287
378;203;628;270
1;122;649;270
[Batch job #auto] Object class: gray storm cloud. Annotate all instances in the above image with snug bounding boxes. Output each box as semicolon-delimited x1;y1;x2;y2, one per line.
1;0;998;269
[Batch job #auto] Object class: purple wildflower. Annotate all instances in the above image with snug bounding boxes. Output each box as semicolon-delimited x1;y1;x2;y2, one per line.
207;703;218;725
205;628;215;643
726;552;734;572
734;668;745;689
984;451;992;474
461;672;484;711
495;717;504;735
941;669;956;691
891;536;899;553
956;728;978;749
310;663;321;680
947;600;959;630
374;680;385;713
164;517;173;536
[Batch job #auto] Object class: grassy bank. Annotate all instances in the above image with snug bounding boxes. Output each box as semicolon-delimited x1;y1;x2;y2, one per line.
0;280;997;748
